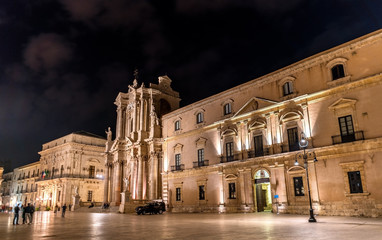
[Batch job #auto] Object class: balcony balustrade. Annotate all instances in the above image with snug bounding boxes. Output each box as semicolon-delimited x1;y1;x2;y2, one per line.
36;173;104;182
247;148;270;158
220;153;241;163
193;160;209;168
331;131;364;145
171;164;185;172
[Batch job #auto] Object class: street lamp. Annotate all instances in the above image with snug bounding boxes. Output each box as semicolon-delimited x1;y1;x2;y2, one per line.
294;132;317;223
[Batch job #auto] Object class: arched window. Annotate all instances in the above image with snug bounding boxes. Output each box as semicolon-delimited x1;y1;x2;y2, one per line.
175;120;181;131
331;64;345;80
283;82;293;96
196;112;204;124
224;103;232;115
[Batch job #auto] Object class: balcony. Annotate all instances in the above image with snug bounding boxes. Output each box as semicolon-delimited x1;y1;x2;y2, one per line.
281;143;300;153
331;131;364;145
193;160;209;168
36;174;104;182
171;164;185;172
247;148;270;158
220;153;240;163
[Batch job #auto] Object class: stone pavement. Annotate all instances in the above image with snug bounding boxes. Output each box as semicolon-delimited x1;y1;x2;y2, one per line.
1;211;382;240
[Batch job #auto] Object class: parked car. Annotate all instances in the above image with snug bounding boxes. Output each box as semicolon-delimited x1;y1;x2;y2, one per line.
135;200;166;215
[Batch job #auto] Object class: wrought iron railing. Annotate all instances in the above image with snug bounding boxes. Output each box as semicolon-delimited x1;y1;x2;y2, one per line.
220;154;241;163
171;164;185;172
193;160;209;168
36;174;104;182
247;148;270;158
331;131;364;145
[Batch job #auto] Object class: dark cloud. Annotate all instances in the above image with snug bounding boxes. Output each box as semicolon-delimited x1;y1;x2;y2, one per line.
59;0;103;21
24;33;73;72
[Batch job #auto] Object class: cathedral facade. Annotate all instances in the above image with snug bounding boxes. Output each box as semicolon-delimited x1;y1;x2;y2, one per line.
103;76;180;210
106;29;382;217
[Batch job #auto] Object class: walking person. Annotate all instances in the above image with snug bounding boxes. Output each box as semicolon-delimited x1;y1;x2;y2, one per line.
21;205;26;224
61;204;67;217
30;204;35;224
54;205;58;215
13;204;20;225
24;204;32;224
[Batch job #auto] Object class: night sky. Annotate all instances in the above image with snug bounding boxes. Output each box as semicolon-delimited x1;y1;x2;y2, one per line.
1;0;381;171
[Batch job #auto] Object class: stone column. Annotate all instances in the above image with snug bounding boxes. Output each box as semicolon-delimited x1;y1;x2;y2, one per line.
140;98;144;132
301;103;312;145
113;161;122;205
103;163;110;203
116;107;122;139
137;156;143;200
265;113;272;147
238;169;246;206
133;101;137;132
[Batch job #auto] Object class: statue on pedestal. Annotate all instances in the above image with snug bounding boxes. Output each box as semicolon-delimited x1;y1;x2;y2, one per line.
105;127;112;142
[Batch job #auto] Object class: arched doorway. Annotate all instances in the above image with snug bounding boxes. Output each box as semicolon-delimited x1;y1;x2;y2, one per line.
254;169;272;212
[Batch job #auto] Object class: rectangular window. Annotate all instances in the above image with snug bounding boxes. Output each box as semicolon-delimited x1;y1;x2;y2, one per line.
283;82;293;96
87;191;93;202
287;127;299;152
197;112;203;124
226;142;233;156
224;103;232;115
348;171;363;193
254;135;264;157
175;154;181;166
338;115;355;143
293;176;305;196
199;185;205;200
58;191;61;202
176;188;181;201
89;165;95;178
198;149;204;164
229;183;236;199
175;120;180;131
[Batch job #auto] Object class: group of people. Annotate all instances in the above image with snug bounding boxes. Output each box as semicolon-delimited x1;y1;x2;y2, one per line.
13;203;35;225
54;204;68;217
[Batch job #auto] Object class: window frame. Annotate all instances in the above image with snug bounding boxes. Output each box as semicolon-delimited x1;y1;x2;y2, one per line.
174;120;181;131
331;64;345;80
228;182;236;199
176;187;181;201
293;176;305;196
348;171;363;194
199;185;205;200
223;103;232;115
196;112;204;124
282;81;294;96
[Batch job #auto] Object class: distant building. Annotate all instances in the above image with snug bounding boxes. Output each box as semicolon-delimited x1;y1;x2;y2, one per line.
0;162;39;208
37;131;106;209
105;29;382;217
1;131;106;210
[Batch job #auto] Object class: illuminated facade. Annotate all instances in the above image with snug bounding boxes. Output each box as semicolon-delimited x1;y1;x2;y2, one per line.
161;29;382;217
104;76;180;210
36;131;106;209
0;162;39;208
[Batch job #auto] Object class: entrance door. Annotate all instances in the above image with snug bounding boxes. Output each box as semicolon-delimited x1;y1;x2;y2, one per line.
254;170;272;212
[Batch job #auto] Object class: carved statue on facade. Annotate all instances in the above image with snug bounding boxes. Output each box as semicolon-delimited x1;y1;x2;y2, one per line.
105;127;112;142
150;105;159;126
123;177;129;192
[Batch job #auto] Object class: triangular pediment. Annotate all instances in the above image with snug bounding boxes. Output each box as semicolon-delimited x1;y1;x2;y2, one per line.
329;98;357;111
233;97;277;118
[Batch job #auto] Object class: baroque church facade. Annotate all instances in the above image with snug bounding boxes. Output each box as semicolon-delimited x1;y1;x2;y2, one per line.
106;29;382;217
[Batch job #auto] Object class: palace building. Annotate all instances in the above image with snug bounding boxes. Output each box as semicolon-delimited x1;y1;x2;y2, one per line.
106;29;382;217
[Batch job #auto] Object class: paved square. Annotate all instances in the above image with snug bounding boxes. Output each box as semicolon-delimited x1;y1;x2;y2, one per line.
1;211;382;239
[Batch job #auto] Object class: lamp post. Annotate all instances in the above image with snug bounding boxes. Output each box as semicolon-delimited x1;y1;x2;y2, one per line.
294;132;317;223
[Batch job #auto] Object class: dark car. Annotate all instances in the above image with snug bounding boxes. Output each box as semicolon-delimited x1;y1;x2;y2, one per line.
135;201;166;215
